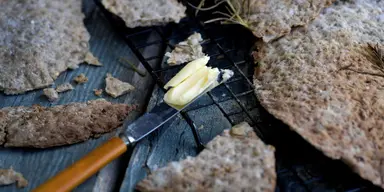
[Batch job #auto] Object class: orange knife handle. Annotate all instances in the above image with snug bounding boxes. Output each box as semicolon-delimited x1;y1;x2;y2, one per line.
33;137;128;192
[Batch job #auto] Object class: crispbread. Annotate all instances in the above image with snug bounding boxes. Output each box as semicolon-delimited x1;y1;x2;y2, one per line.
105;73;135;98
136;122;276;192
165;32;205;65
230;0;334;42
253;0;384;188
0;99;133;148
101;0;186;28
0;167;28;188
0;0;94;94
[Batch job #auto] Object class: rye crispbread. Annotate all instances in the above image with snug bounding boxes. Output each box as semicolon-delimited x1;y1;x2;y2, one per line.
253;0;384;188
0;167;28;188
43;88;59;101
165;32;205;65
0;99;133;148
101;0;186;28
0;0;95;94
229;0;334;42
105;73;135;98
55;83;74;93
136;122;276;192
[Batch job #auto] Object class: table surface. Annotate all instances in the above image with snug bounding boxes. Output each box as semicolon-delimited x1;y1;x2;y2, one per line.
1;1;381;192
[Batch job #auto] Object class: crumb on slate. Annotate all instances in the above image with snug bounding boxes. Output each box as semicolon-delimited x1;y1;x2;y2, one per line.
74;73;88;84
56;83;74;93
84;52;102;66
94;89;103;97
43;88;59;101
0;167;28;188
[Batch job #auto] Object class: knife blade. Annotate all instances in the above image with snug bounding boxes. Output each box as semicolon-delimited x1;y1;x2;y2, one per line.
119;102;178;144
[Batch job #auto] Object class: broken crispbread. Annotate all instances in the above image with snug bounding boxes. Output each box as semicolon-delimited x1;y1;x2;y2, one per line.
102;0;186;28
253;0;384;188
0;0;96;94
136;122;276;192
0;99;133;148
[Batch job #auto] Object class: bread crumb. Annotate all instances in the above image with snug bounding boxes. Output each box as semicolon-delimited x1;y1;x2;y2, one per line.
56;83;74;93
43;88;59;101
84;52;102;66
74;73;88;84
165;32;205;65
105;73;135;98
0;167;28;188
94;89;103;97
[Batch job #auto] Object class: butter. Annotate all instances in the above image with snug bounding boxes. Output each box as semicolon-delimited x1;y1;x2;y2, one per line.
164;66;219;106
163;56;234;108
164;56;209;89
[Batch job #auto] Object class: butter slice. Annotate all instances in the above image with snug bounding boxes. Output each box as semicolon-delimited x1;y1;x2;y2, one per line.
164;66;219;106
164;56;209;89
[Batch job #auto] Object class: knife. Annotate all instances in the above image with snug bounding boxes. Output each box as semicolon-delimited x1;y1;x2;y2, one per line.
32;72;228;192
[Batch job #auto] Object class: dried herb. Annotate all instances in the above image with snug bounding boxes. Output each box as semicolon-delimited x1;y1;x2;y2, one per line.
189;0;251;29
339;43;384;78
118;57;147;77
366;43;384;74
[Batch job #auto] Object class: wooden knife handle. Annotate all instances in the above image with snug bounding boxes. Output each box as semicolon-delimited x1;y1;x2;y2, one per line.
33;137;127;192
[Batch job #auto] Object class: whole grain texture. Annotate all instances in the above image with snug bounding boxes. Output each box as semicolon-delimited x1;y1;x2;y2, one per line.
253;0;384;188
55;83;74;93
165;32;205;65
105;74;135;98
136;122;276;192
101;0;186;28
43;88;59;101
0;0;95;94
0;99;133;148
229;0;335;42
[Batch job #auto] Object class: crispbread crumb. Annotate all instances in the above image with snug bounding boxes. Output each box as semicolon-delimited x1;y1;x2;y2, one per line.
94;89;103;97
165;32;205;65
84;52;102;66
43;88;59;101
56;83;74;93
74;73;88;84
105;73;135;98
0;167;28;188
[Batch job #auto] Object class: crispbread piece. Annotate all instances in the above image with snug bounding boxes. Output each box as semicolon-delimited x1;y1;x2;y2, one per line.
0;167;28;188
165;32;205;65
43;88;59;101
136;122;276;192
56;83;74;93
0;99;133;148
105;74;135;98
229;0;335;42
0;0;95;94
101;0;186;28
253;0;384;188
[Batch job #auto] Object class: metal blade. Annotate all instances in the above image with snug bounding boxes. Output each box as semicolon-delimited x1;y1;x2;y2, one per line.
120;102;178;144
119;70;232;144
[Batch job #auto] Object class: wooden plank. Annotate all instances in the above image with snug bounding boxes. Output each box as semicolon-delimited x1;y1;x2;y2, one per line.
0;1;159;191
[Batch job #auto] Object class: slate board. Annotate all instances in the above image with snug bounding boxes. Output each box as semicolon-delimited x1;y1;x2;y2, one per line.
0;1;159;191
